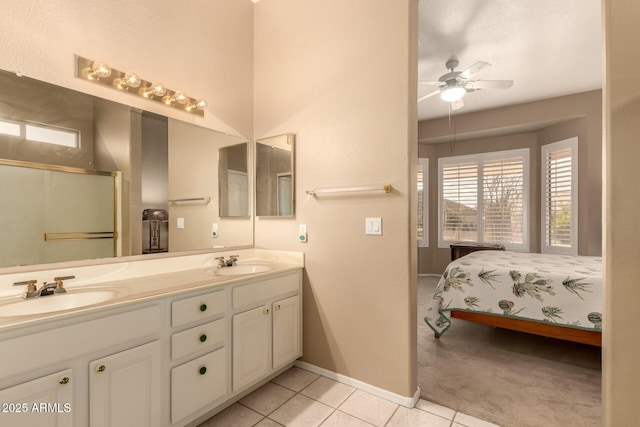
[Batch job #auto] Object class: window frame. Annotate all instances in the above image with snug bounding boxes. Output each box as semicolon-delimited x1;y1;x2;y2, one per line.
417;158;428;247
541;137;578;255
438;148;530;251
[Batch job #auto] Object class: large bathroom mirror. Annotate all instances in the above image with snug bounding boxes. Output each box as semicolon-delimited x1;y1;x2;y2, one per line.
0;68;253;269
255;134;295;217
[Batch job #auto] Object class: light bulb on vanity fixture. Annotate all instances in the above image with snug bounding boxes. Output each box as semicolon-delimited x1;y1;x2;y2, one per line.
113;72;140;90
173;91;188;105
142;82;166;98
76;56;207;116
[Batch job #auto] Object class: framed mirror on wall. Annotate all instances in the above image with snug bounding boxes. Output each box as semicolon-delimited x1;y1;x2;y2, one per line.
0;68;253;270
255;134;295;217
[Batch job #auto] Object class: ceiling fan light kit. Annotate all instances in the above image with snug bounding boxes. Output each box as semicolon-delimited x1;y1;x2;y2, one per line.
440;86;466;102
419;58;514;111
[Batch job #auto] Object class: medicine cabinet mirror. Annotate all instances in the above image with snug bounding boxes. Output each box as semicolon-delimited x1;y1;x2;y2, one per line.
255;134;295;217
218;143;250;218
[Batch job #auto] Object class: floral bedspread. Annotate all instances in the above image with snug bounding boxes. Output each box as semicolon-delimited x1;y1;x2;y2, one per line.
424;251;603;336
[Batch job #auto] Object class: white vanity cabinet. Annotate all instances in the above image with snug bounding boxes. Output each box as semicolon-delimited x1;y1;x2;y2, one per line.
89;341;161;427
168;288;229;425
232;271;302;392
0;259;303;427
0;303;162;427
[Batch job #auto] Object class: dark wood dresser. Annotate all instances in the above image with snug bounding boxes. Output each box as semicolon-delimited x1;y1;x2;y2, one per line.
450;242;505;261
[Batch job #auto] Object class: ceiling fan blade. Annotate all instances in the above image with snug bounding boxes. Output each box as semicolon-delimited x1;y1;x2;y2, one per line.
418;89;441;103
459;61;490;80
468;80;514;90
451;98;464;111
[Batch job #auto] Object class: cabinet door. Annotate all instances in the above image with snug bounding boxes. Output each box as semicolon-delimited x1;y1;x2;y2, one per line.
232;305;270;392
89;341;161;427
273;295;302;370
0;369;73;427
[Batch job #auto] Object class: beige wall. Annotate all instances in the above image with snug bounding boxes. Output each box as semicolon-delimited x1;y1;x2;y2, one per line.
418;90;602;274
603;0;640;424
253;0;418;397
0;0;254;139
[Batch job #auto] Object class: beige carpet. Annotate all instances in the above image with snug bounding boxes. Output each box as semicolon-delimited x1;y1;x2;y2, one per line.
418;276;602;427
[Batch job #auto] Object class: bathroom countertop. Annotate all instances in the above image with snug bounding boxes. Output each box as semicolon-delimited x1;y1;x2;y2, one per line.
0;249;304;332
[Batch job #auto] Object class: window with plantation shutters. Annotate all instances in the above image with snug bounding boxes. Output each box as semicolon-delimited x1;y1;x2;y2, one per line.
417;158;428;247
438;149;529;250
482;155;525;245
542;138;578;254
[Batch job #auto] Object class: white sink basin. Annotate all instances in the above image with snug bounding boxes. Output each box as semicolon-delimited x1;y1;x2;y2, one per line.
209;264;271;276
0;289;126;317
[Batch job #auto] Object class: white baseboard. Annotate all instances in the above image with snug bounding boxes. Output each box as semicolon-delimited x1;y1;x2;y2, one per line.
294;360;421;408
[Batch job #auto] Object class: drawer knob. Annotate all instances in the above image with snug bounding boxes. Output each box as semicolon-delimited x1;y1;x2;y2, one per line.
199;334;207;343
59;376;70;385
199;366;207;375
200;304;207;312
96;364;106;373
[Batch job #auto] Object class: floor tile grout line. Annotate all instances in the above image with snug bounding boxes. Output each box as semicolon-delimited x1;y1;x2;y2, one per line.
383;404;402;427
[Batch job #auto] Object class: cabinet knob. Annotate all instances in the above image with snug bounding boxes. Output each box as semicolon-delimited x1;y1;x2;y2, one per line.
199;366;207;375
199;334;207;343
200;304;207;312
96;364;106;373
59;376;70;385
275;304;281;310
263;307;270;315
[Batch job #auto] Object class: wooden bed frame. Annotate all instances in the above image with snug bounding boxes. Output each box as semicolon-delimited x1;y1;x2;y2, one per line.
435;310;602;347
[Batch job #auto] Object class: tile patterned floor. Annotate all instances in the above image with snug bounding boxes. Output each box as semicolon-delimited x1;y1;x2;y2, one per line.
198;366;500;427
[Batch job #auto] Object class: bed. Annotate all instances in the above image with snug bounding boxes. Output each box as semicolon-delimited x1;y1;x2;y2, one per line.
424;250;603;346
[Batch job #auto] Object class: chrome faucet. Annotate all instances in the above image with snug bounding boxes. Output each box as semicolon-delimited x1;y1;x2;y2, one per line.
13;276;75;299
215;255;239;268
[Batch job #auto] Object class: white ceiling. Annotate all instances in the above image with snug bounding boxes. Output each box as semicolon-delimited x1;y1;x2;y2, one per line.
417;0;602;122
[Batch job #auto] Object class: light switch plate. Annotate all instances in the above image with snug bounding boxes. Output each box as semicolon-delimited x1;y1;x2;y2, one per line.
177;218;185;229
365;217;382;235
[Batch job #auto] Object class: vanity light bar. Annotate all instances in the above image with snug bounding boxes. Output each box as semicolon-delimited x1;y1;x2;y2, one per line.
76;56;207;116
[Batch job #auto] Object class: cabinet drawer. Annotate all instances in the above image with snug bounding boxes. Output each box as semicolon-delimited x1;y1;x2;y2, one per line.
232;272;300;309
171;318;226;361
172;289;226;328
171;348;227;423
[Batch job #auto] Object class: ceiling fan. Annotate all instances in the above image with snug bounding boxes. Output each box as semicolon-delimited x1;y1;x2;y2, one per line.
418;59;513;111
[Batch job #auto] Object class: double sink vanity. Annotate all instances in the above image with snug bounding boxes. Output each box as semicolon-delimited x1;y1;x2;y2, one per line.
0;63;301;426
0;249;303;426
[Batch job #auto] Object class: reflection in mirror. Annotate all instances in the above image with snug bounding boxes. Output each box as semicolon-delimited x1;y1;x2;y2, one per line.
219;143;249;217
256;134;295;217
0;160;118;268
0;68;253;270
168;120;252;252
